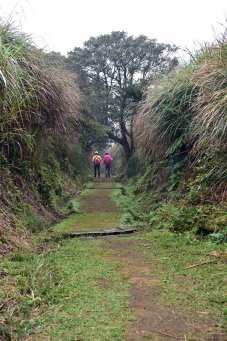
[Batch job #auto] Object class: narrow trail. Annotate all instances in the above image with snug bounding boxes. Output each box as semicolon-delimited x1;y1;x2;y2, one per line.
83;181;223;341
24;179;225;341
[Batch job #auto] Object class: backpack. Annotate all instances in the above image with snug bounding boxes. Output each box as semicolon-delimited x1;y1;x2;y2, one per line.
94;155;101;165
104;155;112;166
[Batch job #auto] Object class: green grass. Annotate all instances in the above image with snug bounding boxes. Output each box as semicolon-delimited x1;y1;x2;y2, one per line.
1;179;226;339
0;180;128;339
1;239;131;340
85;181;119;189
53;182;122;233
133;230;227;327
81;188;113;199
39;239;130;340
53;211;121;233
111;186;145;227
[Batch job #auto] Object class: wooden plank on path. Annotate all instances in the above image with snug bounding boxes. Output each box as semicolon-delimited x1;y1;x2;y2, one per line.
62;226;142;238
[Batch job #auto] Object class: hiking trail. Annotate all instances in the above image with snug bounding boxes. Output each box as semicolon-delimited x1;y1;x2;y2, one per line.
18;179;226;340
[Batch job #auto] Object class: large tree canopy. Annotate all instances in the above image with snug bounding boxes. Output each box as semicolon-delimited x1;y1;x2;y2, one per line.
67;31;178;159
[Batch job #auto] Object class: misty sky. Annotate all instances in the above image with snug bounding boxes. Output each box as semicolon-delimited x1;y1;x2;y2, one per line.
0;0;226;57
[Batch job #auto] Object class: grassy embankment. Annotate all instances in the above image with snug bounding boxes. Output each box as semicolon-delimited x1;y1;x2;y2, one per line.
130;35;227;236
0;22;87;250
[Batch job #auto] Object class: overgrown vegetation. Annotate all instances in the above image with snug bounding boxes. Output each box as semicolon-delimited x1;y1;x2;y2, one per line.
132;32;227;235
113;187;227;333
0;21;88;244
0;17;226;340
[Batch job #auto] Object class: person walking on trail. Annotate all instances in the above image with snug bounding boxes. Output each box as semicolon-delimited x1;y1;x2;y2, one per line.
103;152;113;178
92;151;102;177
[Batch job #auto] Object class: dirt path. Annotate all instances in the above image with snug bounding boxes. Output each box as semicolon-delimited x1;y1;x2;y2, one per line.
4;178;224;340
110;240;224;341
79;179;225;341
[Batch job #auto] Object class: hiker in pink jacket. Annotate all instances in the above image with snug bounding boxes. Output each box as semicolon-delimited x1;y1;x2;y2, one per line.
103;152;113;178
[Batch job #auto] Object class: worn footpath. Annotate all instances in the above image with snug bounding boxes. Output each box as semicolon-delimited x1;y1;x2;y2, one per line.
53;178;226;341
1;178;226;341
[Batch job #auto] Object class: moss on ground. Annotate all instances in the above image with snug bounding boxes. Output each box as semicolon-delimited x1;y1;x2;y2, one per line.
53;181;122;233
53;211;121;233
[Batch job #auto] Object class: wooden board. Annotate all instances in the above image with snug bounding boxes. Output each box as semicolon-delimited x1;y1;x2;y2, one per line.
62;226;142;238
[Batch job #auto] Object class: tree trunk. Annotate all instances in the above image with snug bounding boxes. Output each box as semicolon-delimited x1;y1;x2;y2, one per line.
107;112;133;160
122;136;132;161
107;131;132;161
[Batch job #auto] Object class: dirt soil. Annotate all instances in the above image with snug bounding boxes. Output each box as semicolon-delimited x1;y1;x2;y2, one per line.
109;239;225;341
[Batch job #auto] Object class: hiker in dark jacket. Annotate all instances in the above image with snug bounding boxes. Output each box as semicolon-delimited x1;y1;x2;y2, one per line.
92;151;102;177
103;152;113;178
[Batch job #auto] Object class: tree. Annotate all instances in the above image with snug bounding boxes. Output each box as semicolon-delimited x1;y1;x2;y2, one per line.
67;31;178;160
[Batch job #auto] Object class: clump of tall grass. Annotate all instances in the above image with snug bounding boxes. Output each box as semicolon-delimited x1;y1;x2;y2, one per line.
190;40;227;184
135;65;197;160
135;34;227;195
0;21;83;230
0;22;81;162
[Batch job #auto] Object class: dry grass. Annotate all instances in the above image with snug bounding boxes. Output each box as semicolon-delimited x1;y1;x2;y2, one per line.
0;21;83;233
0;22;81;161
135;67;196;161
135;34;227;188
190;42;227;182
